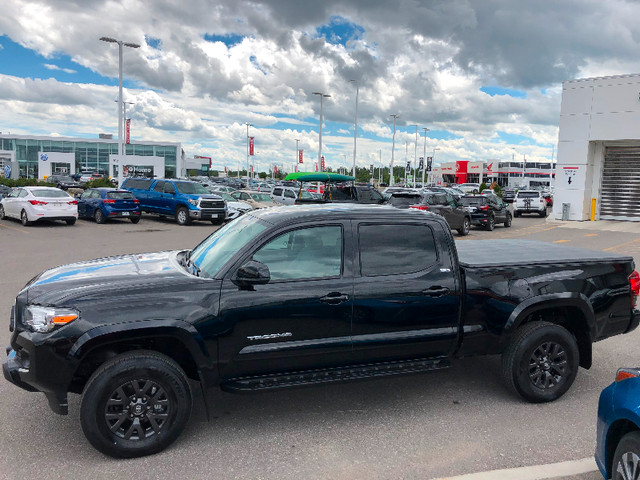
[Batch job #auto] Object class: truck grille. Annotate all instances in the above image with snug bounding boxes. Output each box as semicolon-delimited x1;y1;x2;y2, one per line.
200;200;225;209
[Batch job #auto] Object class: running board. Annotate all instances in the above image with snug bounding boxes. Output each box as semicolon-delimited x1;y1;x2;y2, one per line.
222;356;451;393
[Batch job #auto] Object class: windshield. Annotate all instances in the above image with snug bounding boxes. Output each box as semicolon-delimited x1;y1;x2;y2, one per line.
175;182;209;194
218;193;234;201
32;189;71;198
190;214;268;277
250;193;272;202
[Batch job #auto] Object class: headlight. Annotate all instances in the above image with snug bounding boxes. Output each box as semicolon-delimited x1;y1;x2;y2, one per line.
188;199;198;206
24;306;78;333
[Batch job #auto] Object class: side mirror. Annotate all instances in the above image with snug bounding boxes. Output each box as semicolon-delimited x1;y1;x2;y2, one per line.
232;260;270;288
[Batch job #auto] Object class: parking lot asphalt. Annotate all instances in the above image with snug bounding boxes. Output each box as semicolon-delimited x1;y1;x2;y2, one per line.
0;210;637;480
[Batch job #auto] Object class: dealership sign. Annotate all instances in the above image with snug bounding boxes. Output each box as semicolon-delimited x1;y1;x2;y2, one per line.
123;165;154;177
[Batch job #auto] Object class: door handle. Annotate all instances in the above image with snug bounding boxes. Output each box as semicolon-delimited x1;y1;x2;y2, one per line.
421;286;450;297
319;293;350;304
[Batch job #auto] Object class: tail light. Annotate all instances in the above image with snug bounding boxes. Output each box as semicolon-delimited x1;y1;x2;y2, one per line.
133;199;140;204
68;200;78;205
630;270;640;307
410;205;429;210
616;367;640;382
478;205;490;211
103;199;116;204
29;200;47;205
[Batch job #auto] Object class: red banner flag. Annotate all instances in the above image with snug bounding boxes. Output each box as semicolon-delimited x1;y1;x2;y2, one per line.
224;166;227;173
249;137;255;156
298;149;303;163
320;156;325;171
125;119;131;144
274;165;277;174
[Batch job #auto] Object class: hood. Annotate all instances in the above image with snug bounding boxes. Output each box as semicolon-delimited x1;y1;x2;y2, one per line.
24;251;191;305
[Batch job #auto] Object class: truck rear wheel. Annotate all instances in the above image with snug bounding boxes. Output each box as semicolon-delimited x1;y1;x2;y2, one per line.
80;350;192;458
175;207;191;226
502;321;579;403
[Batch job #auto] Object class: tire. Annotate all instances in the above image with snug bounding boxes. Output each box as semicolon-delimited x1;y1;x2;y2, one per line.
80;350;192;458
612;431;640;480
539;208;548;218
502;321;579;403
504;213;512;228
457;217;470;236
175;207;191;226
0;205;5;220
485;215;495;231
66;218;76;226
94;209;106;224
130;217;140;224
514;211;521;218
20;209;30;226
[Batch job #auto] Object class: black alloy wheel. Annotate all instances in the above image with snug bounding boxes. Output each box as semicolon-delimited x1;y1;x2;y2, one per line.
94;208;106;224
502;321;579;403
457;217;470;236
504;213;512;227
485;215;495;231
80;350;192;458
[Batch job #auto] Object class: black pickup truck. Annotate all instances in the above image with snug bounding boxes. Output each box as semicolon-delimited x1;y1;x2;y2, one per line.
4;204;639;458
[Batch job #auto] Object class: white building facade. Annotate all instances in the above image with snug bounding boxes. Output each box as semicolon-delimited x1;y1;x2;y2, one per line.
554;73;640;221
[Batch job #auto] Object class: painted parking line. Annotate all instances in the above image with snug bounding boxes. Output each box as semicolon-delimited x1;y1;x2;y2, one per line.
603;238;640;252
553;239;571;243
432;457;597;480
0;222;30;234
584;233;599;237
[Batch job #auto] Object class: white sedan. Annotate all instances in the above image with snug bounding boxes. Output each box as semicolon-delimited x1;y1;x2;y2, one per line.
0;186;78;226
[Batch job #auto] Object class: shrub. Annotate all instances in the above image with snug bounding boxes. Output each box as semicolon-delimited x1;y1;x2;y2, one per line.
0;177;48;187
83;178;115;189
479;182;488;192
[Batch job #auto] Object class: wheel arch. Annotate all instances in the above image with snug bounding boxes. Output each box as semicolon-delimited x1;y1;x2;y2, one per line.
502;294;596;369
68;320;216;394
605;419;640;477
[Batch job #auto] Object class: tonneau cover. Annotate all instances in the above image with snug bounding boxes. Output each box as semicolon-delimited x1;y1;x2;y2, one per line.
457;239;633;268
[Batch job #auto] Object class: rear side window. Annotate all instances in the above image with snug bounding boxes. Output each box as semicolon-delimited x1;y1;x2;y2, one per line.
284;190;296;199
358;188;382;202
459;197;486;206
107;191;135;200
272;188;282;196
358;224;438;276
390;195;421;207
331;186;355;200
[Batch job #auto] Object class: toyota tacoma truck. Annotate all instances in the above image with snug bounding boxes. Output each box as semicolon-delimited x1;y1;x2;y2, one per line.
121;177;227;225
4;204;639;458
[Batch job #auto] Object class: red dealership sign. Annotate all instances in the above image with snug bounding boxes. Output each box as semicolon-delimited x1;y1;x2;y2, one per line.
249;137;254;156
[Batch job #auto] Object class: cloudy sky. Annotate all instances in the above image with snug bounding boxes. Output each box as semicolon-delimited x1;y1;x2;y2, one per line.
0;0;639;173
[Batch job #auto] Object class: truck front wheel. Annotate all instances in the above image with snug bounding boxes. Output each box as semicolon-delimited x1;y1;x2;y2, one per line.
502;321;579;403
80;350;192;458
175;206;191;226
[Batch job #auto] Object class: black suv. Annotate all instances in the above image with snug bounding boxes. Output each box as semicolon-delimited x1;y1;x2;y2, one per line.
326;185;386;204
458;194;512;230
389;191;471;236
502;188;516;203
46;175;81;190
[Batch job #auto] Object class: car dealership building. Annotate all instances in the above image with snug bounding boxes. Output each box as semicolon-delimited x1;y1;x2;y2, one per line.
554;73;640;221
0;133;183;180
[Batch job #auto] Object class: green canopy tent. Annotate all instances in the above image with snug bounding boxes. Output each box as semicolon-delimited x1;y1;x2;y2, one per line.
284;172;356;200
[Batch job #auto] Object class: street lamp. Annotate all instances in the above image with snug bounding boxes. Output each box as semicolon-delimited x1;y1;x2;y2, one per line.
408;125;417;187
245;123;252;181
349;80;359;178
390;114;399;185
432;147;440;183
100;37;140;186
312;92;330;172
295;138;300;169
421;127;429;186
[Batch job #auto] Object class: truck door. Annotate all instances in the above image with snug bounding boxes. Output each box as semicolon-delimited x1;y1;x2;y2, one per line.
351;219;461;363
217;221;354;378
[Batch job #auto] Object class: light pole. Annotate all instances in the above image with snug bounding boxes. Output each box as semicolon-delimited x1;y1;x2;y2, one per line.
312;92;331;171
432;147;440;184
113;99;134;171
244;122;252;182
422;127;429;187
379;149;382;184
100;37;140;186
408;125;417;187
349;80;359;178
390;114;399;185
295;138;300;170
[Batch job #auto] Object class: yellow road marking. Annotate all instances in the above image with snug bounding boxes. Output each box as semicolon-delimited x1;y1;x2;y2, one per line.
505;225;560;237
0;222;30;234
553;239;571;243
584;233;598;237
604;238;640;252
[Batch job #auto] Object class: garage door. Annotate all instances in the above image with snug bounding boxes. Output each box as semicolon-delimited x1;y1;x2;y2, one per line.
600;146;640;221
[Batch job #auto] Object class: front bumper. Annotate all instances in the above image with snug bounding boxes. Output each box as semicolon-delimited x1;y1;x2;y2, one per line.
189;208;226;220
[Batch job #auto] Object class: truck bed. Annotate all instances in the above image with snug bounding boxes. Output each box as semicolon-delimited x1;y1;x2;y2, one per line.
456;239;634;268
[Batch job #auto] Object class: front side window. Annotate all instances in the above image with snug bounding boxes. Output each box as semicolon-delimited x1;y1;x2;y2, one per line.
164;183;176;194
175;182;208;194
154;181;165;192
284;190;296;199
80;190;93;199
359;224;437;276
252;225;342;281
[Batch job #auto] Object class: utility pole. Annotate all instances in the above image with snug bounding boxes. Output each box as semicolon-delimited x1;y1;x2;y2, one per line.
390;114;399;186
349;80;359;178
422;127;429;187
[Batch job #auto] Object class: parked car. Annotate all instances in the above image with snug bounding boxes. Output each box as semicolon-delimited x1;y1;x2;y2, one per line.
122;178;227;225
595;360;640;479
458;194;512;230
0;186;77;225
230;190;279;209
457;183;481;194
409;192;472;236
215;192;253;220
513;190;548;217
324;184;386;204
77;188;141;224
502;188;516;203
270;186;314;205
256;182;273;193
79;173;104;185
209;185;237;194
0;185;13;198
4;204;638;458
46;175;81;190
